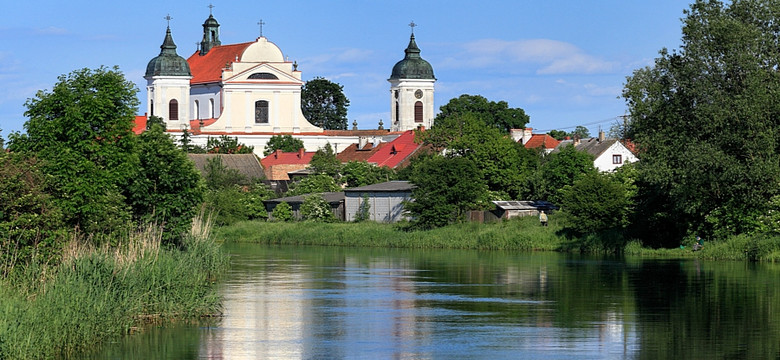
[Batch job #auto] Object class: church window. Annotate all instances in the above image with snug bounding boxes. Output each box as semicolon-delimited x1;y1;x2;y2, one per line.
414;101;423;123
248;72;279;80
169;99;179;120
209;99;215;118
255;100;269;124
395;102;399;123
194;100;200;120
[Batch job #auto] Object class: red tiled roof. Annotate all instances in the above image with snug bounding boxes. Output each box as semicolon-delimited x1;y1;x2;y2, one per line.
187;42;254;84
524;134;560;150
260;148;316;167
133;115;147;135
367;130;422;168
336;142;387;163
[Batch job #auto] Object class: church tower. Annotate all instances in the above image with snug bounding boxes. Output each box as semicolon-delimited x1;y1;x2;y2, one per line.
144;19;192;130
388;23;436;132
200;11;221;55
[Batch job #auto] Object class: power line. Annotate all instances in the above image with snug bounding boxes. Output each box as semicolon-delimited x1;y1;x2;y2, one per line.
534;116;622;133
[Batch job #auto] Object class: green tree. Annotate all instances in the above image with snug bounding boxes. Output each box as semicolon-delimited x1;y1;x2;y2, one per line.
623;0;780;242
287;174;341;196
241;183;275;220
404;155;489;229
548;129;569;140
300;194;336;222
263;134;304;156
560;172;631;235
271;201;294;222
341;161;395;188
435;94;530;133
146;115;166;130
127;124;204;243
203;156;249;190
548;126;591;140
354;193;371;222
206;135;254;154
301;77;350;130
8;66;139;235
309;143;341;178
536;145;596;204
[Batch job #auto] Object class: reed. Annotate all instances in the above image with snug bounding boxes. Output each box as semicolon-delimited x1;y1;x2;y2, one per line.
0;216;227;360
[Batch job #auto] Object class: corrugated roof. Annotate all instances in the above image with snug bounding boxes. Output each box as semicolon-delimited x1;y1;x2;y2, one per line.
344;180;415;192
187;154;264;180
492;200;557;211
264;191;345;205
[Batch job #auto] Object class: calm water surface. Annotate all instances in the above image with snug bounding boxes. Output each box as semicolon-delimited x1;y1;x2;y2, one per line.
87;244;780;359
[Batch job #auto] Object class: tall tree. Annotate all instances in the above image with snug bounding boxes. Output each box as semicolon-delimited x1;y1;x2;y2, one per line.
301;77;350;130
8;67;139;235
263;134;304;156
309;143;341;179
435;94;529;133
623;0;780;242
206;135;254;154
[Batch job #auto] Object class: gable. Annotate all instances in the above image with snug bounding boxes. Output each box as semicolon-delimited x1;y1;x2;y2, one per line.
224;63;301;84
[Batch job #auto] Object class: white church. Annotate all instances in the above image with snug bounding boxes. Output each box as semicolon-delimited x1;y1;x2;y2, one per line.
142;12;437;153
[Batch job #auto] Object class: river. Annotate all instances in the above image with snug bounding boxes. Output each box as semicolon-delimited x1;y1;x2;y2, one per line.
84;244;780;359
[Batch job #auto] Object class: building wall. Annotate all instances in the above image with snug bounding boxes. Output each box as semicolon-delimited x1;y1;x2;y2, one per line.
146;76;191;130
389;78;435;132
345;191;411;222
190;84;222;120
593;142;639;172
264;163;309;181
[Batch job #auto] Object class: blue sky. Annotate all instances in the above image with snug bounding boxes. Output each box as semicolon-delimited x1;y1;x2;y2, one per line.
1;1;691;138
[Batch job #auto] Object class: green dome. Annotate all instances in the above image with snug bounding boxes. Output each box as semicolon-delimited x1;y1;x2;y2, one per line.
390;34;435;80
145;27;191;77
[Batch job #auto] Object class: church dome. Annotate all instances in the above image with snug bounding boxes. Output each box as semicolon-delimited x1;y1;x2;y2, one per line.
390;34;435;80
240;37;285;63
145;27;191;77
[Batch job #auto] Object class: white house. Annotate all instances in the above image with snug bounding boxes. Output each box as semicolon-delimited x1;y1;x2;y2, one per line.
553;132;638;172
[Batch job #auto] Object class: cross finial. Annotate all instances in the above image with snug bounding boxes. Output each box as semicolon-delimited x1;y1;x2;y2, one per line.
409;21;417;34
208;3;215;15
165;14;173;27
257;19;266;37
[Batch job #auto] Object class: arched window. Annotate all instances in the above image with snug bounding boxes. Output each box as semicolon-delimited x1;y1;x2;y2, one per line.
395;102;399;123
248;72;279;80
169;99;179;120
414;101;423;123
209;99;215;118
194;100;200;120
255;100;269;124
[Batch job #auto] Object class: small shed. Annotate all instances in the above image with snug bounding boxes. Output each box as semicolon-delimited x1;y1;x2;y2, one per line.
344;181;414;222
491;201;558;220
264;192;345;221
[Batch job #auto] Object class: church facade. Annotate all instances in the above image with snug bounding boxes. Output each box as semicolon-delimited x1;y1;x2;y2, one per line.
143;13;436;153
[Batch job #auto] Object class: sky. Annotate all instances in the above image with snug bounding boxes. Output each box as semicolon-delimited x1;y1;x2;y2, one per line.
1;1;692;139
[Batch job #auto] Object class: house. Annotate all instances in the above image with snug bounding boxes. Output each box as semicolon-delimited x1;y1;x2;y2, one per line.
552;132;638;172
491;201;558;220
187;153;265;181
264;192;345;221
365;130;430;169
511;128;560;153
259;148;316;180
344;181;414;222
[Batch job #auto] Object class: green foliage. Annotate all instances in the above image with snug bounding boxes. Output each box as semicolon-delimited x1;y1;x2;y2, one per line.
203;186;249;226
8;66;139;236
560;172;631;235
623;0;780;242
241;184;274;220
342;161;395;188
263;134;304;156
0;153;64;269
206;135;254;154
548;126;591;140
300;194;336;222
405;155;489;229
354;193;371;222
287;174;341;196
146;115;165;130
309;143;341;178
761;195;780;234
203;156;249;190
435;94;529;133
301;77;350;130
179;126;194;153
271;202;294;222
126;125;204;244
535;144;596;203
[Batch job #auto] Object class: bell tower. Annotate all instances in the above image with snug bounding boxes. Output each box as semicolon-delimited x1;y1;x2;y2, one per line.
388;22;436;132
144;15;192;129
200;5;221;55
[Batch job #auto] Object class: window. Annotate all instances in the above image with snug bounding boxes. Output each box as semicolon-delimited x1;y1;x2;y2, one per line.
414;101;423;123
169;99;179;120
209;99;215;118
612;154;622;164
255;100;269;124
395;102;399;123
248;72;279;80
194;100;200;120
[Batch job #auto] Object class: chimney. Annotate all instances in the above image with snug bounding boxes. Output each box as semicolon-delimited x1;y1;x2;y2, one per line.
523;128;533;144
510;129;524;143
274;149;281;159
298;148;305;158
358;136;367;149
573;135;581;147
598;130;605;143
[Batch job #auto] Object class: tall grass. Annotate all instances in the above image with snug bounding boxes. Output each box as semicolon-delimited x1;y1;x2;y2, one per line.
0;215;227;360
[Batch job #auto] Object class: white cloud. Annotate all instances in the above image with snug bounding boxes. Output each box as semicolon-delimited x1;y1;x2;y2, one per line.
34;26;68;35
441;38;618;75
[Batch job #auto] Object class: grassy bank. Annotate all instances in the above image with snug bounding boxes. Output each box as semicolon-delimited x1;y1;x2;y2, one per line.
0;216;228;359
218;216;780;261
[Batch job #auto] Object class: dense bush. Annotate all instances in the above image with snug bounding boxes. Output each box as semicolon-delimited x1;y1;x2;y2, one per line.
300;194;336;222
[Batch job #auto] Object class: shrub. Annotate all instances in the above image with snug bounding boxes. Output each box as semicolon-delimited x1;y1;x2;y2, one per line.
300;194;336;222
271;202;293;222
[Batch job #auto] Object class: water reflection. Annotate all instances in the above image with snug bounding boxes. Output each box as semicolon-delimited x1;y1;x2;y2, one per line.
84;245;780;359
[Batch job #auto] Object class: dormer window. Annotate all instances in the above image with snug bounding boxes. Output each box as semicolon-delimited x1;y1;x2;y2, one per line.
248;72;279;80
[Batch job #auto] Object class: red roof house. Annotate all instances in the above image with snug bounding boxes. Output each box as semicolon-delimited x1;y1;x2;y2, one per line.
523;134;561;152
260;148;316;180
366;130;426;169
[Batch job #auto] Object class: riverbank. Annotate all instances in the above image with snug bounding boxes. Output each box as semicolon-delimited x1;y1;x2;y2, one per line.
0;220;228;359
217;217;780;261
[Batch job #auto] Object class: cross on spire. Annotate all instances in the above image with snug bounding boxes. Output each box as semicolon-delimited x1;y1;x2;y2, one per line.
208;3;215;15
165;14;173;27
257;19;266;37
409;21;417;34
